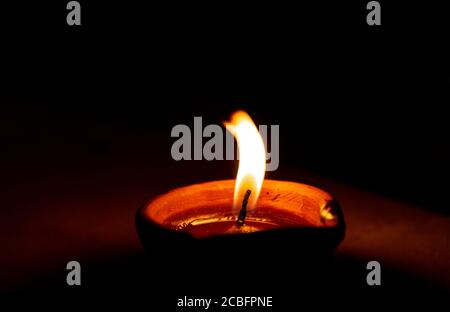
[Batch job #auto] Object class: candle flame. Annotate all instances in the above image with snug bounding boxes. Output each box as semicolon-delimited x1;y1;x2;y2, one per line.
225;111;266;211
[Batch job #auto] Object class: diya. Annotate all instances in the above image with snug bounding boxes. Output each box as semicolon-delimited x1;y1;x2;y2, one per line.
136;111;345;260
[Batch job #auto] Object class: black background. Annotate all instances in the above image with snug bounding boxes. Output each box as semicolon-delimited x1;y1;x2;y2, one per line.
1;0;450;310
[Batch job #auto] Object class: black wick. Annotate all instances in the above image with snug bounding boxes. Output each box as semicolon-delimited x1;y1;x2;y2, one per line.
237;190;252;226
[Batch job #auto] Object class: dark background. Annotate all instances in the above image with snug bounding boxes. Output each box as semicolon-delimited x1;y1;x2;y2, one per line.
1;0;449;309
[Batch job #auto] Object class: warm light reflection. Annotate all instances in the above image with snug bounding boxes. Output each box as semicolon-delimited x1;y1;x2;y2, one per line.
225;111;266;211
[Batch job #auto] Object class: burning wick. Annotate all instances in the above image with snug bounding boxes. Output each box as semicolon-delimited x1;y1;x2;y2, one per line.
237;189;252;226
